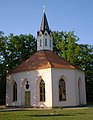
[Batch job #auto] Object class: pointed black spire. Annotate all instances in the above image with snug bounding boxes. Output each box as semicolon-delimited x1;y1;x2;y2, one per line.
40;13;50;34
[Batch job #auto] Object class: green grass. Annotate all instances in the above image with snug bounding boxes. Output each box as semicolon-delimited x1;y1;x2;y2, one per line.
0;108;93;120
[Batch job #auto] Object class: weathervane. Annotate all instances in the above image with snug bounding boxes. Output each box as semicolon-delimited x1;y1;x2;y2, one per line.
43;0;46;13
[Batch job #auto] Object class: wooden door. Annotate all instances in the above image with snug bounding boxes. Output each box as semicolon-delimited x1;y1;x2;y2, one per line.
25;91;30;106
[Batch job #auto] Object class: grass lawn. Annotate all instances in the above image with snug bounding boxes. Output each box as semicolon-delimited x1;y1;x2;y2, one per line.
0;107;93;120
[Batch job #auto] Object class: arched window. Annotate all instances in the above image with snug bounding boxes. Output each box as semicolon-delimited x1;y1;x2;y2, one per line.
59;78;66;101
40;79;45;102
78;78;81;104
13;82;17;102
40;39;42;47
50;39;51;47
45;39;47;46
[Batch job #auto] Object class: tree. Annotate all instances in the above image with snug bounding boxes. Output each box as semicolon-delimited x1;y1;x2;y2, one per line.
52;31;80;63
52;31;93;102
0;32;37;104
77;44;93;102
0;31;7;104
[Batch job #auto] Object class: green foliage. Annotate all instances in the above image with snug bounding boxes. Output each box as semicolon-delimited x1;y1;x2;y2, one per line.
0;33;36;74
52;31;93;102
0;32;37;104
52;31;80;63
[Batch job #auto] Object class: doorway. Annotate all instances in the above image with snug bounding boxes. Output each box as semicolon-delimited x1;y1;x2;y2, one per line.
25;91;30;106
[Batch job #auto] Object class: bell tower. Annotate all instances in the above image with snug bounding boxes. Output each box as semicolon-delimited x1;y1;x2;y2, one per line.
37;5;53;51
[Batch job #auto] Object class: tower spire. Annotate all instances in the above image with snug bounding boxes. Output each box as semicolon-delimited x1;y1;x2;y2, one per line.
37;1;53;51
41;0;49;32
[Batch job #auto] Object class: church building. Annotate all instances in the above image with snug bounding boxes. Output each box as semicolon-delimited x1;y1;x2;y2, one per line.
6;10;86;107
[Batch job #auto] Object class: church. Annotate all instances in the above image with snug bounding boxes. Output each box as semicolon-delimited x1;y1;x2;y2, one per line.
6;10;86;108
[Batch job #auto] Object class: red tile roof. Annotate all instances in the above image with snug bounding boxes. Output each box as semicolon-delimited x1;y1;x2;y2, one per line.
10;50;81;74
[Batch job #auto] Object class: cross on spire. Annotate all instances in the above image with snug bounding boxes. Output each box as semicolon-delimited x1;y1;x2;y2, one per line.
43;0;46;13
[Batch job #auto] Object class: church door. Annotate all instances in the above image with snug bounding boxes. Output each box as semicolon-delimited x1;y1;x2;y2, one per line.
25;91;30;106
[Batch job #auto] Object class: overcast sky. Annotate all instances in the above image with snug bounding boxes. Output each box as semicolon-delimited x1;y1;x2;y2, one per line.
0;0;93;45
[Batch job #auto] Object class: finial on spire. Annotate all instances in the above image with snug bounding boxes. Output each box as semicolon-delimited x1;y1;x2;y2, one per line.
43;0;46;13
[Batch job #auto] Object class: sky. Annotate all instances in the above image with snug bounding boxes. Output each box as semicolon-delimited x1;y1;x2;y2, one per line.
0;0;93;45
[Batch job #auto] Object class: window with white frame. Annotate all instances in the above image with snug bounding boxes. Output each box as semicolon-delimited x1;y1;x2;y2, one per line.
13;81;17;102
40;39;42;47
59;78;66;101
45;39;47;46
40;79;45;102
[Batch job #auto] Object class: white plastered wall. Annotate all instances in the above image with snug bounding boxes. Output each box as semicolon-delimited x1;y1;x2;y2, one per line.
6;68;53;107
74;69;86;105
6;67;86;107
37;30;53;51
51;68;86;107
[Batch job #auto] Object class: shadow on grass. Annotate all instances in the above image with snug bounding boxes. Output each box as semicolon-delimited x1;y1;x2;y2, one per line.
28;114;71;117
27;113;85;118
